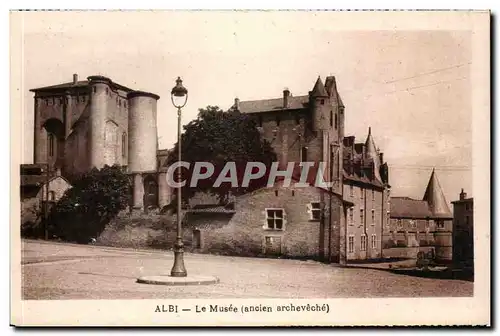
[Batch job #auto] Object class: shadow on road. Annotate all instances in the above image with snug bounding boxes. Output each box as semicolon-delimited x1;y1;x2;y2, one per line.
344;264;474;282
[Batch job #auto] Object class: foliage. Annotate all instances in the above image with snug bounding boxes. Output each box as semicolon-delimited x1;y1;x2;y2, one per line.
48;165;131;243
167;105;277;202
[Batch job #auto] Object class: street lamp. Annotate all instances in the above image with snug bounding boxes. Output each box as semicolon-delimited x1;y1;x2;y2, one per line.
170;77;188;277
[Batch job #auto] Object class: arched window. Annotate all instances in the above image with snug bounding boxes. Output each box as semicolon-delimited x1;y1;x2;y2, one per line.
122;132;127;158
48;133;55;157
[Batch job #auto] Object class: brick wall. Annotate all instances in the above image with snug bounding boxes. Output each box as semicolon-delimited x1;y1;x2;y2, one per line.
197;185;340;260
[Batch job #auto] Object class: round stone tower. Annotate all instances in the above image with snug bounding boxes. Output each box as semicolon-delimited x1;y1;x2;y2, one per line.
310;76;330;131
127;91;160;209
88;76;111;170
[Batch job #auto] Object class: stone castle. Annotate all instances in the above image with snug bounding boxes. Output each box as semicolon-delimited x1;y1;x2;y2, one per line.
30;74;171;211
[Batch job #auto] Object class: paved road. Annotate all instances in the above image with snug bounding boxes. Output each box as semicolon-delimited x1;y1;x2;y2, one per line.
21;240;473;300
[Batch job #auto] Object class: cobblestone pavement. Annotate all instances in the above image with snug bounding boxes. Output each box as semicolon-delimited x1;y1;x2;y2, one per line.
21;240;473;300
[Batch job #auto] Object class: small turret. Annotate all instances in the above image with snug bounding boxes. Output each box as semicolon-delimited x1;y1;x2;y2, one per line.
310;77;329;131
364;127;382;182
423;169;452;218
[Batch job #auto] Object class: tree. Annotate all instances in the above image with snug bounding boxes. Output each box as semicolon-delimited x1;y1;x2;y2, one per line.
48;165;131;243
167;105;277;202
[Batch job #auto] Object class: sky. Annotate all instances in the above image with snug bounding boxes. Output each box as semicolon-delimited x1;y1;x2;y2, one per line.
17;11;472;206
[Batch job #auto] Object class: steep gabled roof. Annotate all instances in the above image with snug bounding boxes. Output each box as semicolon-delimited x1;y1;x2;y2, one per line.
310;76;328;98
423;169;452;219
364;127;382;183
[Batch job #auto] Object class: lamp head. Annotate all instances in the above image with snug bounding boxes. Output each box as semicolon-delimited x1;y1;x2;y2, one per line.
171;77;188;97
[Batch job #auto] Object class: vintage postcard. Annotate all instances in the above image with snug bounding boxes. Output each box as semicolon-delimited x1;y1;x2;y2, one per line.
10;10;490;327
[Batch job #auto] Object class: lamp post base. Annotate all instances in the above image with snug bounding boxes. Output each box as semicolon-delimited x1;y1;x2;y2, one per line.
170;250;187;277
137;275;219;286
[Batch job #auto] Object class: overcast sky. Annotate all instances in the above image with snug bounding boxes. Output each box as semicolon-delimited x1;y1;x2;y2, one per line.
18;11;472;206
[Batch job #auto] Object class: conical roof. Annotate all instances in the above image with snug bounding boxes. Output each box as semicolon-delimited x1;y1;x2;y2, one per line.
311;77;328;98
364;127;382;182
422;169;452;219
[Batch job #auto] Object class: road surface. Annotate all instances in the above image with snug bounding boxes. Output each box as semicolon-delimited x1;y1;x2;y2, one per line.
20;240;473;300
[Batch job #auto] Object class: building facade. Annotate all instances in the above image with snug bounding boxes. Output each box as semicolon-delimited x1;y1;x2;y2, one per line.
20;164;72;226
30;74;172;211
342;130;390;261
226;76;389;262
386;170;454;262
452;189;474;268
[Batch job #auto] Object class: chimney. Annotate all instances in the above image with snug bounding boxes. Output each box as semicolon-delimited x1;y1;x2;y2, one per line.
234;98;240;111
379;152;384;164
73;74;78;84
460;188;467;200
283;88;290;108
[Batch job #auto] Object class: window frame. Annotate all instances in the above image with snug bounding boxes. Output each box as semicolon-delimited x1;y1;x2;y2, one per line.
360;235;367;251
371;234;377;249
436;220;445;229
265;208;285;231
309;202;321;221
348;235;355;254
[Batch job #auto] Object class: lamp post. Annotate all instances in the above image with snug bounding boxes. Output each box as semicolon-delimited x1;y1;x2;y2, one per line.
170;77;188;277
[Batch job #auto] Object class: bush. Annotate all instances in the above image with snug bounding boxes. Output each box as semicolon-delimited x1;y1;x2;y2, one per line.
48;165;131;244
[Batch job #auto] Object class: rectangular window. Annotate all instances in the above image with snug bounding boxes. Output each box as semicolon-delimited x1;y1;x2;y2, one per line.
371;209;375;225
361;235;367;251
309;202;321;221
436;220;445;229
349;208;354;225
330;110;333;127
348;236;354;253
266;209;284;230
372;190;375;201
360;188;364;199
360;209;364;225
301;147;308;162
335;114;338;130
387;211;390;227
397;219;403;231
320;99;325;105
371;234;377;249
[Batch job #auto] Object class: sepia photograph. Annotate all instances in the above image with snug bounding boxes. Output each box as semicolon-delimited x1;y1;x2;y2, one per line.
10;9;490;326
